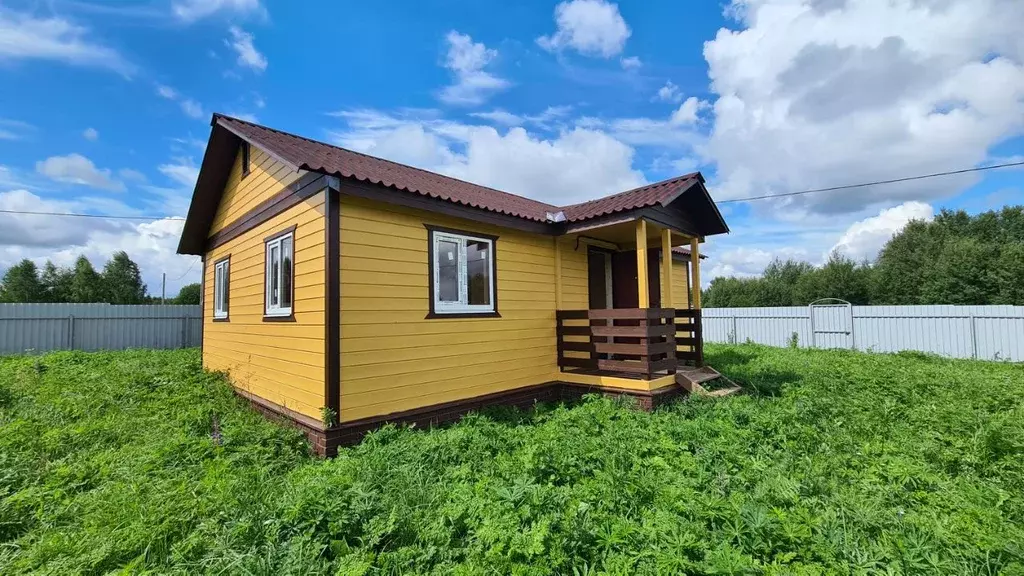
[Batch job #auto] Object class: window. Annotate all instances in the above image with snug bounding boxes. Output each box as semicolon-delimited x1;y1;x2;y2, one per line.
213;257;230;320
241;142;251;178
427;226;498;317
264;227;294;319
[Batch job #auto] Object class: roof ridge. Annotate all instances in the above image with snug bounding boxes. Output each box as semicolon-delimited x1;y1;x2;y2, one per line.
215;113;561;212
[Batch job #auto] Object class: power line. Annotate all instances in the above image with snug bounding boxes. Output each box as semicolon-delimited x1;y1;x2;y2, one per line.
717;160;1024;204
170;258;201;282
0;208;184;221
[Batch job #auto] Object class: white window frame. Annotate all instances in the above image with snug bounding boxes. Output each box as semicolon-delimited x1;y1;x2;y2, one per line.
213;258;229;320
431;230;496;315
264;231;294;317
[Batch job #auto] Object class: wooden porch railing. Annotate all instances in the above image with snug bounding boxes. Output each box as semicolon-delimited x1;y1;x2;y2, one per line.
556;308;677;379
674;309;704;366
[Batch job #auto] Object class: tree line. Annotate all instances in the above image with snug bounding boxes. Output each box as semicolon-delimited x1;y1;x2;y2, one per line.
704;206;1024;307
0;252;201;305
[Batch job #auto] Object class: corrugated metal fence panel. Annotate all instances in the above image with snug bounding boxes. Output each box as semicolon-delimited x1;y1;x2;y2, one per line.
703;305;1024;362
0;304;202;355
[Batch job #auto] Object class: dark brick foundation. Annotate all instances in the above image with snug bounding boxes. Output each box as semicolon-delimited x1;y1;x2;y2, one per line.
237;380;685;457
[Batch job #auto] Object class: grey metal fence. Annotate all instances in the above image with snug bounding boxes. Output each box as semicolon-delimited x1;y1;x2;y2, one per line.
0;304;202;355
703;304;1024;362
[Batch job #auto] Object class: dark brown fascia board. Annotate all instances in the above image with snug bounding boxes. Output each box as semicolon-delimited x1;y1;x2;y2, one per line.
563;207;701;239
338;177;558;236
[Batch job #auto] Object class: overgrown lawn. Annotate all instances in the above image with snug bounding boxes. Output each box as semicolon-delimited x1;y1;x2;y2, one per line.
1;346;1022;574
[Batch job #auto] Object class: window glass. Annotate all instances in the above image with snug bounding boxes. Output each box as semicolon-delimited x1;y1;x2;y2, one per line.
281;237;293;308
437;238;460;303
466;240;490;306
264;231;294;316
214;260;229;319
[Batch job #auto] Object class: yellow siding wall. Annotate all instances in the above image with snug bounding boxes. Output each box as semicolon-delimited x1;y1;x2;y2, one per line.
558;236;589;309
204;192;327;419
209;146;303;237
339;197;577;422
665;256;691;309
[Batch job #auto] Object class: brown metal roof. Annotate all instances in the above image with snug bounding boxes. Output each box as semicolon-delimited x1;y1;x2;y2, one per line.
216;115;560;222
215;114;710;224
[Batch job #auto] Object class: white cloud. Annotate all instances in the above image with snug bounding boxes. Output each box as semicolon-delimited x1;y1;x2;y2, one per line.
469;110;523;126
172;0;263;22
226;111;258;123
670;97;710;125
118;168;147;183
158;158;200;189
537;0;631;58
831;201;934;261
655;80;682;103
703;0;1024;216
438;31;509;106
35;154;125;192
0;8;132;74
180;99;204;119
225;26;267;73
469;105;573;129
620;56;642;69
156;84;178;100
82;127;99;141
328;108;645;206
0;119;33;141
0;189;124;248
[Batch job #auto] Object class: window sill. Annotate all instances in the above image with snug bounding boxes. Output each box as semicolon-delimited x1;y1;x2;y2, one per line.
212;316;230;322
425;311;501;320
263;314;296;322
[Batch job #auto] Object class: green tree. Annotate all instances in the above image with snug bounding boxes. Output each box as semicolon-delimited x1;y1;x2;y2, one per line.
102;251;147;305
872;219;941;305
174;283;202;305
69;256;103;303
0;259;45;303
40;262;73;303
919;237;998;305
994;243;1024;305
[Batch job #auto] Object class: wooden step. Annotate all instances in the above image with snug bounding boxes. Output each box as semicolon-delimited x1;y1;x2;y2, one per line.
676;366;742;397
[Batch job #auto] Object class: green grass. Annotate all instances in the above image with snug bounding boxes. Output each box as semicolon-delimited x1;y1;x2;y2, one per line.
1;346;1022;575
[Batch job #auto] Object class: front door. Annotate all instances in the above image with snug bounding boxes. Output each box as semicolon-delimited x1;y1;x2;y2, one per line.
610;250;661;308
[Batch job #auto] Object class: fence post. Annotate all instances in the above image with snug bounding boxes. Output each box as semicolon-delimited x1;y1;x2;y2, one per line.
731;316;738;344
969;315;977;359
849;304;856;351
180;316;188;349
67;315;75;350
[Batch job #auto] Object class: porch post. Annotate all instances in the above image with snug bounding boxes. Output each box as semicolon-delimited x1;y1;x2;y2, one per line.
636;219;649;308
661;229;673;309
690;238;701;309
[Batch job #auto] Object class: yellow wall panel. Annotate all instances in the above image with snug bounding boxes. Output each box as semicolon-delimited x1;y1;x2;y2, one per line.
203;191;328;419
208;146;305;236
338;196;575;422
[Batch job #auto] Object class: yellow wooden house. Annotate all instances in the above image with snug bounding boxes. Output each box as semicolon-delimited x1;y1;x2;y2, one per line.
177;114;729;455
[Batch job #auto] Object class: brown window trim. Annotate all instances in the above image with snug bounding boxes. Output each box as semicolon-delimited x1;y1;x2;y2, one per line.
424;224;500;320
263;224;297;323
240;142;251;179
212;254;231;322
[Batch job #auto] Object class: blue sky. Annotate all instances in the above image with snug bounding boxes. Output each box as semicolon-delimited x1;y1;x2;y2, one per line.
1;0;1022;295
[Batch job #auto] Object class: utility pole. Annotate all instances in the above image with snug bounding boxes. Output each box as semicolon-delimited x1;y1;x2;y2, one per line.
161;273;166;304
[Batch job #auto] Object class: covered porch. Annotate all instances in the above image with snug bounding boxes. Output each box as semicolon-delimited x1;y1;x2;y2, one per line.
554;217;706;394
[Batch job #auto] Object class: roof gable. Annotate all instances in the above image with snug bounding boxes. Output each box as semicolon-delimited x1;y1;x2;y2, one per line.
178;114;729;255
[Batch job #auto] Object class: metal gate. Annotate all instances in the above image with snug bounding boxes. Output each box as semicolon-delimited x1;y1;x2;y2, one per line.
809;298;854;350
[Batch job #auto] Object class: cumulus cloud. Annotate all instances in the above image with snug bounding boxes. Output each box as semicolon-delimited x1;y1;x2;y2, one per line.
830;201;934;261
438;31;509;105
82;127;98;141
328;108;645;205
670;97;710;125
0;8;132;74
0;189;124;248
655;81;682;103
35;154;125;192
225;26;267;73
158;158;200;189
703;0;1024;216
537;0;631;58
620;56;642;69
172;0;263;22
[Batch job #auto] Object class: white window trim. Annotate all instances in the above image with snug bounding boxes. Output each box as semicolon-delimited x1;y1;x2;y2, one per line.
213;259;229;320
431;230;496;315
264;231;294;317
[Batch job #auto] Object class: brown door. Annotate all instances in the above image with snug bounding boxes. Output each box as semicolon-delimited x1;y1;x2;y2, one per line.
587;250;608;310
611;250;661;308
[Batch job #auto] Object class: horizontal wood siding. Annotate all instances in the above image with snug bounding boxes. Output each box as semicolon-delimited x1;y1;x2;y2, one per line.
204;192;327;419
669;257;690;309
558;236;589;309
339;196;564;422
208;146;304;236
